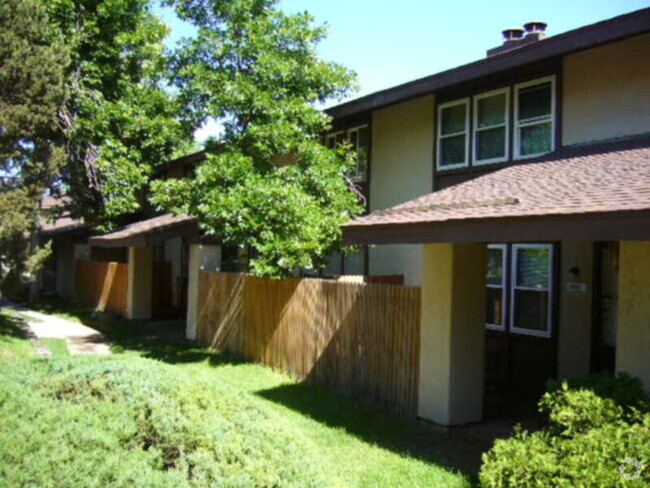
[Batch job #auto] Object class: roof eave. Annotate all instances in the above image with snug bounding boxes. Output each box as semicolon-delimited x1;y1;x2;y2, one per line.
343;209;650;246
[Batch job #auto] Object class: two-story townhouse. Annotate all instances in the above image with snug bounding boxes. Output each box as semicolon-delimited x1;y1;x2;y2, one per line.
334;8;650;425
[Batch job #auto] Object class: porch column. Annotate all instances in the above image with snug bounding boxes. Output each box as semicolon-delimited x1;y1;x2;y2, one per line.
186;244;221;340
617;241;650;392
418;243;487;425
126;246;153;320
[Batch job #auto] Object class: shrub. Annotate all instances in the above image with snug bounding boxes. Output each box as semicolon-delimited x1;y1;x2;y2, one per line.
480;373;650;488
0;355;328;487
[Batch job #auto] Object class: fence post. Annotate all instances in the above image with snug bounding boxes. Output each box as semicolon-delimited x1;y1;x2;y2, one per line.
186;244;221;340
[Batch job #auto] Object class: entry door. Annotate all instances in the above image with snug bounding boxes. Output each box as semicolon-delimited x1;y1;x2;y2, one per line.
592;242;619;372
484;243;557;416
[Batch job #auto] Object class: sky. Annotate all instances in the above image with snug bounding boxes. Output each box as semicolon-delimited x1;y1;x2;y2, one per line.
153;0;649;141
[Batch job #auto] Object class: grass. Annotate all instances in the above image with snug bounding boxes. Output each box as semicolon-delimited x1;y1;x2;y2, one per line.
40;337;69;356
0;307;35;359
14;299;481;487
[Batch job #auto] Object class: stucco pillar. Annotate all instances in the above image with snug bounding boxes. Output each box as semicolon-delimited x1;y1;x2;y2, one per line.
418;243;487;425
617;241;650;393
126;246;153;320
557;241;594;378
186;244;221;340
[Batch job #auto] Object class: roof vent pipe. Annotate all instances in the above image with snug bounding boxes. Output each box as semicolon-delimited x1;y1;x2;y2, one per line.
524;21;548;35
502;27;525;41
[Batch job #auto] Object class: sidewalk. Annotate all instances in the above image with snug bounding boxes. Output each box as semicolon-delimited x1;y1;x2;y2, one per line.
4;302;112;355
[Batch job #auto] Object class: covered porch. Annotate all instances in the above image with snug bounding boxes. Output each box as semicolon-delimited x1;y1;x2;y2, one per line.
88;213;211;321
343;136;650;426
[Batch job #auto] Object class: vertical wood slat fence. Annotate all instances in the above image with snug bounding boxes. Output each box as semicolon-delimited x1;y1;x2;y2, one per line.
74;260;128;315
197;272;421;418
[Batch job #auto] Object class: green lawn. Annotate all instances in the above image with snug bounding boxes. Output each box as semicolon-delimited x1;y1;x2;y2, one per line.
6;299;480;487
0;307;35;359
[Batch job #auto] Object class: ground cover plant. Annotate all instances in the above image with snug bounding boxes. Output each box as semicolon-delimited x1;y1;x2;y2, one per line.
3;300;475;487
480;373;650;487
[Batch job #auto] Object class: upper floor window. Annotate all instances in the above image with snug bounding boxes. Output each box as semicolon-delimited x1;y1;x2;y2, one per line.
514;77;555;158
437;76;556;171
437;99;469;170
474;88;509;164
325;125;369;182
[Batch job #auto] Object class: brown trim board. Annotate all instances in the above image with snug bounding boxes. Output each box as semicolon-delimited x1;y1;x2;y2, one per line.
343;210;650;245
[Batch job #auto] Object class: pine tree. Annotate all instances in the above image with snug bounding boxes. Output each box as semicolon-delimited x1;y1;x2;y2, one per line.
0;0;69;295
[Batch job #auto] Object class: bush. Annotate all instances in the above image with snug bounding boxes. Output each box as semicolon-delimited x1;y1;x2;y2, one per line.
0;355;328;487
480;373;650;488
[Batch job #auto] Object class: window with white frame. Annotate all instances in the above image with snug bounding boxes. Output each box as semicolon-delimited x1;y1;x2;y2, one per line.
474;88;509;164
437;99;469;170
486;244;507;330
514;77;555;158
325;125;369;182
437;76;556;171
485;243;554;338
510;244;553;337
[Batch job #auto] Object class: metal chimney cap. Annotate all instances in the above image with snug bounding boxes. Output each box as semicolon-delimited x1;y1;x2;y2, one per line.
524;21;548;33
502;27;525;41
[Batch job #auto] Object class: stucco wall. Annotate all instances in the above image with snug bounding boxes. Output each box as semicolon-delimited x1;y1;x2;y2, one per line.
617;241;650;392
563;34;650;146
557;241;594;378
368;95;434;286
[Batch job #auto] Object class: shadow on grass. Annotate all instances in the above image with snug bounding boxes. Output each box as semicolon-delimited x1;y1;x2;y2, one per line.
257;381;484;478
0;310;30;339
28;298;243;367
29;298;483;481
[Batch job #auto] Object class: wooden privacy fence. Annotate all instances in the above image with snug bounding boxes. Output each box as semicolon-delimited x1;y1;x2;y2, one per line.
74;260;128;315
197;272;421;418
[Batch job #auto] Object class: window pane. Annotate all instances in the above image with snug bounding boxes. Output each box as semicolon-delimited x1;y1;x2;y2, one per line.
477;126;506;161
520;122;551;156
348;129;358;150
325;136;335;149
344;248;365;275
514;289;549;332
441;104;466;135
516;248;550;289
487;248;504;286
440;135;466;167
486;288;504;326
335;133;346;145
518;83;551;121
356;127;369;180
477;93;506;128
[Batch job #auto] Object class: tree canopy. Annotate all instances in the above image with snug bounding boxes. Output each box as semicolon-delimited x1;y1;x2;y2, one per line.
152;0;361;276
44;0;195;230
0;0;69;294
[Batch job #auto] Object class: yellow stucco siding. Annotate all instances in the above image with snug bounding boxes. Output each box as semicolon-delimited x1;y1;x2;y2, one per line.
563;34;650;146
419;243;486;425
368;95;434;285
617;241;650;392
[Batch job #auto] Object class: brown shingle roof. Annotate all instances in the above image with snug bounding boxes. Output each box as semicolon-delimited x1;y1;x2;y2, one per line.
89;213;197;248
344;135;650;238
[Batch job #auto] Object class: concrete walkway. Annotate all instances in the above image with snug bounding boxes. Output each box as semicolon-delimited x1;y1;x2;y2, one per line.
5;302;112;355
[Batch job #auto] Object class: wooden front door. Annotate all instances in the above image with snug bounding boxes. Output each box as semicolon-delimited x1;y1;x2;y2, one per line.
484;243;557;417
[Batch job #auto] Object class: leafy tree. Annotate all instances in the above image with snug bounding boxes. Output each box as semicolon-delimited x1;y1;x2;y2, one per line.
43;0;194;230
0;0;68;295
152;0;361;276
